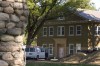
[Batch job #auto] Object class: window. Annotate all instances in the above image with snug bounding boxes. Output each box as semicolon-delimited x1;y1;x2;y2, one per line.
57;26;65;36
30;48;35;52
76;44;81;53
69;26;74;36
95;26;100;35
40;48;45;52
43;27;47;36
57;17;65;20
76;25;82;36
49;27;54;36
49;44;53;55
69;44;74;54
42;44;47;48
25;48;29;52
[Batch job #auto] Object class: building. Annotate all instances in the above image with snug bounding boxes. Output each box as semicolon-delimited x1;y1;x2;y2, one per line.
37;9;100;59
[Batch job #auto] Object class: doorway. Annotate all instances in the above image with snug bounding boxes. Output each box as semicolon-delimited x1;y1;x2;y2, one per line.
59;47;64;58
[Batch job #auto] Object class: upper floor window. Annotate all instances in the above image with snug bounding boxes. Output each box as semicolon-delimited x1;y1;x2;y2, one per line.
69;26;74;36
43;27;47;36
49;27;54;36
76;25;82;36
95;26;100;35
57;26;65;36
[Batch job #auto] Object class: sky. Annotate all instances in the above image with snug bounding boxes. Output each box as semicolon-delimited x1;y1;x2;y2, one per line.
91;0;100;9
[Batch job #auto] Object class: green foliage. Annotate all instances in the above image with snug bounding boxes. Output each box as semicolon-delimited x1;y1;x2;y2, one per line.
48;0;96;19
65;0;95;10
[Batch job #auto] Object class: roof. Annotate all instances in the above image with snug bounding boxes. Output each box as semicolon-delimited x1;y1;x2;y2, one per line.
76;9;100;21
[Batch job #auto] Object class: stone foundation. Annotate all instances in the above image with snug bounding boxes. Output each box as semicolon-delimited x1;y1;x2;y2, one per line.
0;0;28;66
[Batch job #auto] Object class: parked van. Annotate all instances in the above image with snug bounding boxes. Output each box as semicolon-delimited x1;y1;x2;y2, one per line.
25;47;45;59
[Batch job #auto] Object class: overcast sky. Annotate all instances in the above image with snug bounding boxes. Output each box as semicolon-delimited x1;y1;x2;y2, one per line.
91;0;100;9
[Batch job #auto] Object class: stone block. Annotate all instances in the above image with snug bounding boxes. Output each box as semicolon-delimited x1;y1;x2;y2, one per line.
13;59;23;65
7;28;22;35
12;51;24;59
6;22;16;29
1;1;10;7
15;35;23;43
16;22;24;28
0;35;14;41
0;42;21;52
20;16;26;21
0;13;9;20
14;2;23;9
0;7;3;12
2;52;14;60
15;0;23;2
0;21;5;29
0;28;6;34
15;9;23;15
4;7;14;14
0;52;5;56
24;4;28;9
6;0;14;2
11;15;20;22
0;60;8;66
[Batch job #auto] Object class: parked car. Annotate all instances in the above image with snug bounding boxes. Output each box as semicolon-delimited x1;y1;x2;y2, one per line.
25;47;45;59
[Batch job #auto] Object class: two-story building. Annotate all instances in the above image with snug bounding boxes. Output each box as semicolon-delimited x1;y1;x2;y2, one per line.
37;9;100;59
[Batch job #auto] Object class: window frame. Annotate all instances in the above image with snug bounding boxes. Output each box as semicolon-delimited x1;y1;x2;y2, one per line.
49;26;54;36
57;26;65;36
42;44;47;48
95;26;100;36
49;44;53;55
76;25;82;36
69;44;74;54
69;26;74;36
43;27;47;36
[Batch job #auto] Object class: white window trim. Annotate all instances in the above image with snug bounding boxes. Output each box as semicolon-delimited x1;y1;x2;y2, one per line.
76;25;82;36
76;43;81;53
57;17;65;20
95;26;100;36
57;26;65;36
49;26;54;36
69;26;74;36
49;44;53;55
69;44;74;54
43;27;47;36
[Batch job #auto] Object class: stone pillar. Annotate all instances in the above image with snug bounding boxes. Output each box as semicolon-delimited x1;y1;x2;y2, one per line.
0;0;28;66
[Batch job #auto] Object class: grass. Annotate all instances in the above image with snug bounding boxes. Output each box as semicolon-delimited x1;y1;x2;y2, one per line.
26;62;99;66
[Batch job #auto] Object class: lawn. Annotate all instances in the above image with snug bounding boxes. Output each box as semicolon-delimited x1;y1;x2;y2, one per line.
26;62;99;66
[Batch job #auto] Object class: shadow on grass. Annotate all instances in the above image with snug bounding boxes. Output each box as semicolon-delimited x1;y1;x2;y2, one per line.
26;62;99;66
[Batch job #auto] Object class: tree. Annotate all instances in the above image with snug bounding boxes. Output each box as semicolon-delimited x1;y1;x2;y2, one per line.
26;0;63;45
48;0;96;19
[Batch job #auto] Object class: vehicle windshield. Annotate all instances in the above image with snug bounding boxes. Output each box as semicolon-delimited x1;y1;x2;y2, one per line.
25;48;29;52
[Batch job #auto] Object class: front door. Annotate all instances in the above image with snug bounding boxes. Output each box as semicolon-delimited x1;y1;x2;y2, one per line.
76;44;81;53
59;47;64;58
69;44;74;54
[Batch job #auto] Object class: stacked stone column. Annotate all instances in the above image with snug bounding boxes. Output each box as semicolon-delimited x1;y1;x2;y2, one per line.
0;0;28;66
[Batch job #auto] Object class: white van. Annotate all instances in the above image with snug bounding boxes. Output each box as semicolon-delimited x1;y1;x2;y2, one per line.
25;47;45;59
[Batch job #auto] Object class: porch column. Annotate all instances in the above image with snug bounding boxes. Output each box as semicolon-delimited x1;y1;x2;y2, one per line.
0;0;28;66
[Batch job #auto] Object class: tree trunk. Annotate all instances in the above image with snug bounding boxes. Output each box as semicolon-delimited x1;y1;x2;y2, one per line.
0;0;28;66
